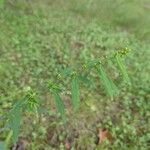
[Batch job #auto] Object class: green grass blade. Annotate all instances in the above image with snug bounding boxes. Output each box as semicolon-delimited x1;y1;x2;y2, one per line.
53;92;66;123
71;76;80;111
96;63;117;97
115;54;130;84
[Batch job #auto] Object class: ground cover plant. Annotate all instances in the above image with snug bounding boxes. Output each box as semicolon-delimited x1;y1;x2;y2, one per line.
0;0;150;149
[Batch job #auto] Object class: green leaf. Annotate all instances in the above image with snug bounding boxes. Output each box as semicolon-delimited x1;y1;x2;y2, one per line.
53;92;66;123
11;99;26;111
115;54;130;84
71;75;80;110
7;99;25;144
9;108;22;144
96;63;118;97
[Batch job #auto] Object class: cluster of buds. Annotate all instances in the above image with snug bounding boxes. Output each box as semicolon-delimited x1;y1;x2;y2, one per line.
114;47;131;57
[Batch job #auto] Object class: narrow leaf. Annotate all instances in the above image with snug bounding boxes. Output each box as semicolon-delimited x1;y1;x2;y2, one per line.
115;54;130;84
7;100;24;144
53;92;66;122
71;76;80;111
96;63;118;97
9;108;22;144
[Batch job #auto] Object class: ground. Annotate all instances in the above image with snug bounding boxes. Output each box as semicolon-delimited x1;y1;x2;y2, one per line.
0;0;150;149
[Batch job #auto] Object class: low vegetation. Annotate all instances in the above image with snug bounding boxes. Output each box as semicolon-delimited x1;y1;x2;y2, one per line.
0;0;149;149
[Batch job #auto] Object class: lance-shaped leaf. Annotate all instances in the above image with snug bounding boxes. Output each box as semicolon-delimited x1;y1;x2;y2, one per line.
71;75;80;111
48;81;66;122
8;107;22;144
53;91;66;123
7;99;25;144
115;54;130;84
96;63;118;97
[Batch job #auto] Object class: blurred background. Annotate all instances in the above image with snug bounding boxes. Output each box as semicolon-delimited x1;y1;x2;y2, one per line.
0;0;150;149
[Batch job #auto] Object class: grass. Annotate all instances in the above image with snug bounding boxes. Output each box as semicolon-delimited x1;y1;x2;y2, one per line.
0;0;150;149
